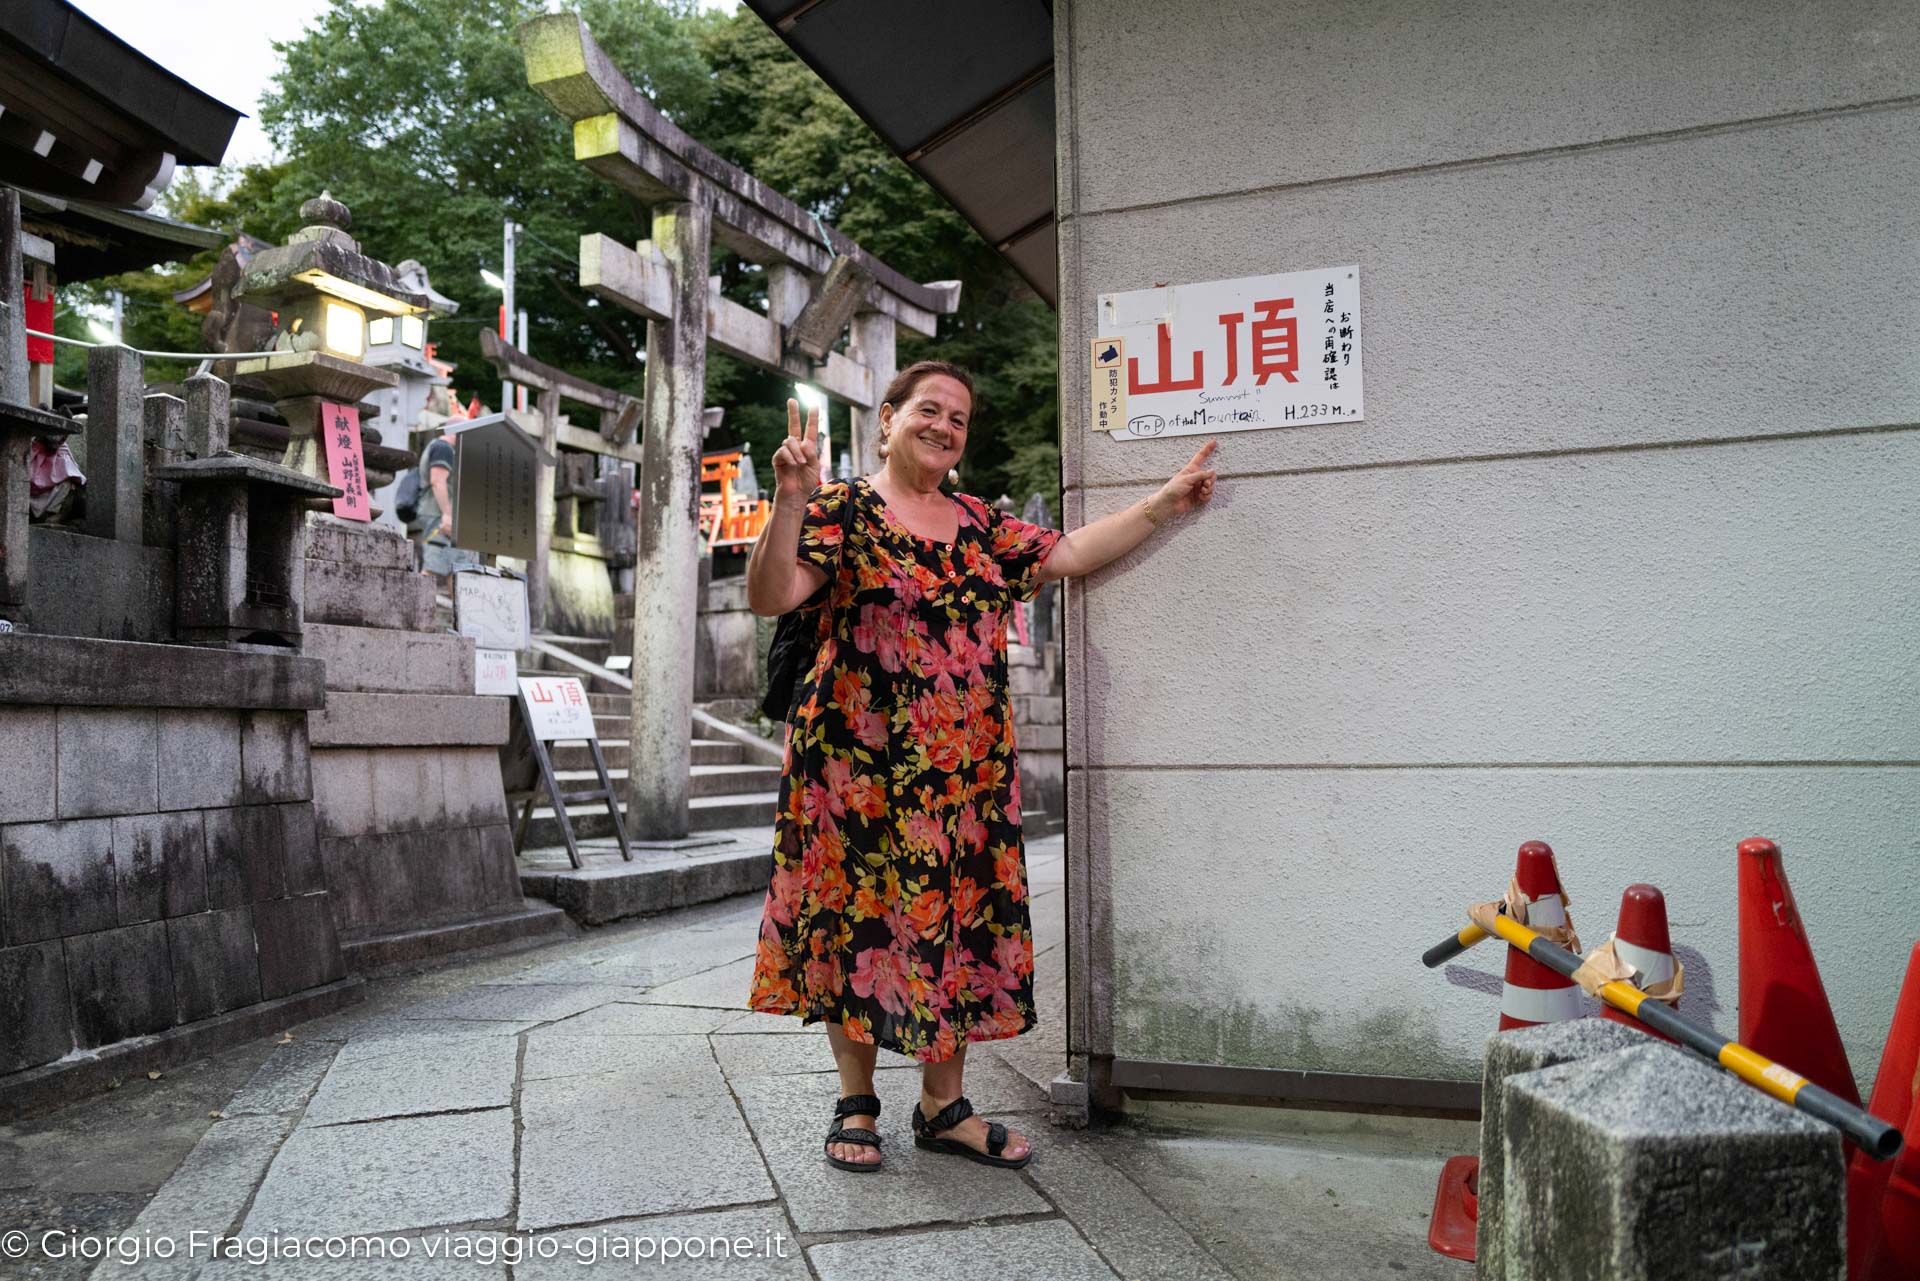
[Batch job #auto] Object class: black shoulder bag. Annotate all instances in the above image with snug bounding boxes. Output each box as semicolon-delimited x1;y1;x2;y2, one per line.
760;490;848;723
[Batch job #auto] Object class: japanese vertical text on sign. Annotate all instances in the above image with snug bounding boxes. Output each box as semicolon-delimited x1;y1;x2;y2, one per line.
1093;266;1362;441
1089;338;1126;433
318;401;371;519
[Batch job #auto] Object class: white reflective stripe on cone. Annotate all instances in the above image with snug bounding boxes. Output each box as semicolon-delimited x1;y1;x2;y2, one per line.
1501;981;1586;1024
1527;893;1568;928
1614;937;1676;988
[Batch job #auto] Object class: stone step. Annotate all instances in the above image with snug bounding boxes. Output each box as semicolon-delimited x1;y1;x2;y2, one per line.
519;842;772;926
552;762;781;799
547;738;746;772
520;790;779;846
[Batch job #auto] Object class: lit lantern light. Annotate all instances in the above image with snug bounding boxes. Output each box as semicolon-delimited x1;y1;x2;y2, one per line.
399;313;425;349
230;191;431;485
322;298;366;359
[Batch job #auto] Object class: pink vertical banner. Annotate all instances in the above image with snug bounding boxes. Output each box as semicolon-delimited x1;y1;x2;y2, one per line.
318;401;371;521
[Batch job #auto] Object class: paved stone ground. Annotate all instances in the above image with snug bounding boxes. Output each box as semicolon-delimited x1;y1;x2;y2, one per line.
0;835;1474;1281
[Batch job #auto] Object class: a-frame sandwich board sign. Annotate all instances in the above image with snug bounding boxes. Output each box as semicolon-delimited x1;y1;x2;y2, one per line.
512;675;632;868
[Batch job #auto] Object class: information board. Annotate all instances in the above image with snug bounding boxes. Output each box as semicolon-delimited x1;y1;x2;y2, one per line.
1093;265;1363;441
449;411;550;559
518;676;597;741
453;569;530;651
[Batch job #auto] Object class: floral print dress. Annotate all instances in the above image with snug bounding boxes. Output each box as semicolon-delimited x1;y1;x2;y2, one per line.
746;476;1062;1062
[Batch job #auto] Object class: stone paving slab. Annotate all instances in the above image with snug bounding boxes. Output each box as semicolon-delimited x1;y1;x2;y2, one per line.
711;1010;824;1036
1100;1123;1470;1281
709;1032;861;1078
197;1234;512;1280
1030;886;1065;956
542;1002;740;1037
241;1109;515;1237
517;1037;772;1230
515;1206;809;1280
301;1036;519;1126
290;1005;541;1040
522;1032;694;1082
732;1066;1049;1234
482;919;753;990
221;1038;340;1116
403;982;634;1023
1024;1128;1238;1281
808;1219;1121;1281
628;957;758;1009
85;1113;294;1281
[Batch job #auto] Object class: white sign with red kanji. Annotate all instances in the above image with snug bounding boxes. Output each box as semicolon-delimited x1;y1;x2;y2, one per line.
518;676;597;741
1094;265;1363;441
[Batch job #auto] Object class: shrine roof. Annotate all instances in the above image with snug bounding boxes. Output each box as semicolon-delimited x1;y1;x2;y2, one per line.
1;0;242;209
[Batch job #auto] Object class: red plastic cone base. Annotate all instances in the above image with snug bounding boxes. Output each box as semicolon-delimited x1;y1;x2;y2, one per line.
1737;838;1860;1107
1850;942;1920;1277
1428;1154;1479;1261
1860;1091;1920;1281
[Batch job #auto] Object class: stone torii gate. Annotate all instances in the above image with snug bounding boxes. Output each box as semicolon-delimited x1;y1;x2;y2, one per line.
520;12;960;839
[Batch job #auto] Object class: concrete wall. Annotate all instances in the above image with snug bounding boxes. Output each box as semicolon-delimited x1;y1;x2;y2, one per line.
1056;0;1920;1094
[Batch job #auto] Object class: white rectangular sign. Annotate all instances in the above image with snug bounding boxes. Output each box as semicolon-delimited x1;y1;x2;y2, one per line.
518;676;598;742
454;569;531;652
1094;265;1363;441
475;648;518;696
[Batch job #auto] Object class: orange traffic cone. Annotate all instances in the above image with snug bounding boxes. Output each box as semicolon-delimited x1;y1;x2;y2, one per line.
1848;942;1920;1277
1861;1083;1920;1281
1736;837;1861;1106
1426;1154;1478;1260
1599;884;1682;1043
1499;841;1585;1030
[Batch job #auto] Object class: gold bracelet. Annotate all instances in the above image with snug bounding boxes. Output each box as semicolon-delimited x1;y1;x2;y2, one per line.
1141;498;1162;528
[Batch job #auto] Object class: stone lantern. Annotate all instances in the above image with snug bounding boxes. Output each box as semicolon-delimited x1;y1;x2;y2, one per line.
230;193;428;486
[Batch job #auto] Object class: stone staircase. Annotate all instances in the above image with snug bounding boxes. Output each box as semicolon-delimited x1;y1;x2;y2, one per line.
517;690;783;847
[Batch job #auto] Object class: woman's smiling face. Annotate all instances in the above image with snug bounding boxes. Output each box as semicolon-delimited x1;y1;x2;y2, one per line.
887;373;971;474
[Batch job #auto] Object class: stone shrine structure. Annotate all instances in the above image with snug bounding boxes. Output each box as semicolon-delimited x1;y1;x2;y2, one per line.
0;183;558;1118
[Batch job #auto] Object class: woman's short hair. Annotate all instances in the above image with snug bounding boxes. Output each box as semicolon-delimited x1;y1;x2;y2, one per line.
880;360;974;413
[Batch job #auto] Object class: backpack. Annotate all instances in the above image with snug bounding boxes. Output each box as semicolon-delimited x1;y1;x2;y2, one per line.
392;465;423;526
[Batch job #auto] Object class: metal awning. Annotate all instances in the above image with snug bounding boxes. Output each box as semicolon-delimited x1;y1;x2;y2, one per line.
742;0;1057;307
0;0;242;209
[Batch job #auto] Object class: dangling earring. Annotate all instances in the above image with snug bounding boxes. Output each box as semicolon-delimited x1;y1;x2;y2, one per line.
946;468;960;487
877;432;890;460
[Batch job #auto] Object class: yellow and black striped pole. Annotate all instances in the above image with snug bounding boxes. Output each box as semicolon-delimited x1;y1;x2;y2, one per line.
1421;922;1490;968
1425;911;1904;1160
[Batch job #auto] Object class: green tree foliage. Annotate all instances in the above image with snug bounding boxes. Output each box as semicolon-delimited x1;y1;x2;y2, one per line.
680;17;1060;511
67;0;1060;510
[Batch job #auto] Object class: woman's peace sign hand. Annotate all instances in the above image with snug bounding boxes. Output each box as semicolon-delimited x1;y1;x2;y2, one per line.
1150;439;1219;519
772;398;821;501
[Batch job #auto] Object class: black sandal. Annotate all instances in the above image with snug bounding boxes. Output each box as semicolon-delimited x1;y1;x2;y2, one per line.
911;1095;1032;1169
824;1093;884;1172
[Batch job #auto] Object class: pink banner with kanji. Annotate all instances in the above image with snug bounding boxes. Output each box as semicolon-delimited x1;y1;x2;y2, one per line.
318;401;371;521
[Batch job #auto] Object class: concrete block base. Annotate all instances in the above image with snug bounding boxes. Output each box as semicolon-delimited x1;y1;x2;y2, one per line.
1478;1019;1647;1277
1503;1042;1842;1281
520;846;772;925
0;976;363;1124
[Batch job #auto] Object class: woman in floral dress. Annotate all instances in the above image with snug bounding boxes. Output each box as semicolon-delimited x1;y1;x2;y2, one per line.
745;361;1217;1171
